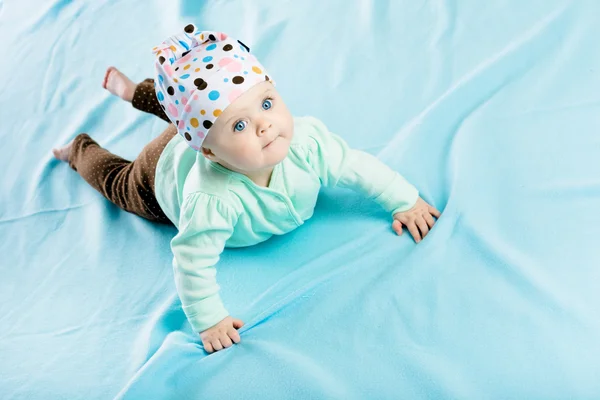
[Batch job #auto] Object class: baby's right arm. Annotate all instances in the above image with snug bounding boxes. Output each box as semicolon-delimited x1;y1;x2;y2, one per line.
171;192;241;353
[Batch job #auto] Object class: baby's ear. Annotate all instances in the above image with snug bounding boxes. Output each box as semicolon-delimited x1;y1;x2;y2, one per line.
201;146;217;161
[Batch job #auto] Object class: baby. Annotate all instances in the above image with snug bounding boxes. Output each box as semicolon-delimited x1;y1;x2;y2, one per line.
53;24;441;354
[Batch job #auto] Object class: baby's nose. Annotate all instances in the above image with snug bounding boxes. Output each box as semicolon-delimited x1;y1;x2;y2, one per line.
258;121;272;135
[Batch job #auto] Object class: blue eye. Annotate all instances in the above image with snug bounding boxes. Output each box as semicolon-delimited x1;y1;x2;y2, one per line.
262;99;272;110
234;120;247;132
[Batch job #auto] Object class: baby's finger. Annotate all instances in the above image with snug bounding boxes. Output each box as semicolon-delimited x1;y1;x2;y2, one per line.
204;340;214;354
424;213;436;229
416;217;429;238
407;222;422;243
392;220;403;236
232;318;245;329
228;328;242;344
393;213;408;224
428;205;441;218
212;339;224;351
220;335;234;348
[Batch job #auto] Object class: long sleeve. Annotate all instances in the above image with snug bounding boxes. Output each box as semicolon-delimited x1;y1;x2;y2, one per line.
170;192;239;333
301;117;419;215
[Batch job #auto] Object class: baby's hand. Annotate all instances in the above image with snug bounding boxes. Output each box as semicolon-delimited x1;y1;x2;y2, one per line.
200;316;244;354
392;197;441;243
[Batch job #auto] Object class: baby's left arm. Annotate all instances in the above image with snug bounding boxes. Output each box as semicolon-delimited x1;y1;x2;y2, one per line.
301;117;441;242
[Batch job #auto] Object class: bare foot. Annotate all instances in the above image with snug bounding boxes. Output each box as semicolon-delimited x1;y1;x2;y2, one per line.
103;66;136;102
52;140;74;162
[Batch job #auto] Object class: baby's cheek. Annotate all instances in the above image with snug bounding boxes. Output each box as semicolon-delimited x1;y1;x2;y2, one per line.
230;141;259;168
279;113;294;139
244;143;263;162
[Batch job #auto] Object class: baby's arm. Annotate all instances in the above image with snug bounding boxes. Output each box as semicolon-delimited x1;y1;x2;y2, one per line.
171;192;242;353
301;117;440;242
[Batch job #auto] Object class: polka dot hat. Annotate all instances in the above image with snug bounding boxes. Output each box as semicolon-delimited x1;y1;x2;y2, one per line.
152;24;273;151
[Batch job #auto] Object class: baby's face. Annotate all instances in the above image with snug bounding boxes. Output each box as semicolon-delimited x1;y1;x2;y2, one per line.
202;81;294;173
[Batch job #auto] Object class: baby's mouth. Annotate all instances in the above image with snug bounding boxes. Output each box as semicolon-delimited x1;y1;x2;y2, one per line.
263;136;279;149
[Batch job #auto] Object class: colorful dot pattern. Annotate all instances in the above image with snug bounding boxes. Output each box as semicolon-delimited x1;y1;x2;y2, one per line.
152;24;273;151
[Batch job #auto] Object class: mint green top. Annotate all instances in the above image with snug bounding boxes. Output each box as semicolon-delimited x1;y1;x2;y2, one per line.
154;116;419;332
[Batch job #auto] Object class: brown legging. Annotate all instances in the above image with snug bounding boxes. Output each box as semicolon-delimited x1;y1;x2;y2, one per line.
68;79;176;224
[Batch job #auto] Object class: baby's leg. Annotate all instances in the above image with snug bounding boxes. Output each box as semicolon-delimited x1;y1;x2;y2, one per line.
102;67;171;122
131;78;170;122
103;67;170;122
56;125;178;224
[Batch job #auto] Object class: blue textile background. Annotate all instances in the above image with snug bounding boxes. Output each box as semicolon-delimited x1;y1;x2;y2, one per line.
1;0;599;398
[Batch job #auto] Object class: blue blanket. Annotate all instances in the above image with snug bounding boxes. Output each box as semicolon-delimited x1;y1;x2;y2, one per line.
2;0;600;398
